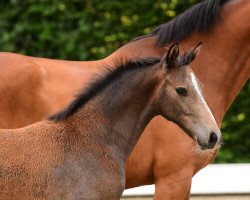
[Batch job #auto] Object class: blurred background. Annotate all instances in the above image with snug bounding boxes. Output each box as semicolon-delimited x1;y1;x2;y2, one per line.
0;0;249;164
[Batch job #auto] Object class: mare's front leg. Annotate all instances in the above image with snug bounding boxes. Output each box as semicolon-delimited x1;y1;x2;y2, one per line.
153;167;193;200
151;118;218;200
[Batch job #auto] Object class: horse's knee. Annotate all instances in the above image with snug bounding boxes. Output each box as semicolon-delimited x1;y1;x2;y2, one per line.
154;175;192;200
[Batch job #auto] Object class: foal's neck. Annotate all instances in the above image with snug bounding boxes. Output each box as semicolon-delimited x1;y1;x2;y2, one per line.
70;63;162;160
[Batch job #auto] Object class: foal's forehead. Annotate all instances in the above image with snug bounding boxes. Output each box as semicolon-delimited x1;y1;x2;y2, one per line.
169;65;193;80
189;72;202;92
170;67;202;90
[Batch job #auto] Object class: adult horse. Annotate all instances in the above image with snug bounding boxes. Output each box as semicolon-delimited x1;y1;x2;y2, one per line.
0;44;220;200
0;0;249;199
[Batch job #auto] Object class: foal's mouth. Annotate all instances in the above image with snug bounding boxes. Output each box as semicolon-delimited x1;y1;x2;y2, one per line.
192;136;222;158
197;140;220;150
197;136;222;150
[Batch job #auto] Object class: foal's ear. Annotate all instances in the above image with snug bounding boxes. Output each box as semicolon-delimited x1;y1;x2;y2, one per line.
188;42;202;63
163;42;179;70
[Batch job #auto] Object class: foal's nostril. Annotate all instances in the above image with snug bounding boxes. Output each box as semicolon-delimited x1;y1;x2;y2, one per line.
209;132;218;146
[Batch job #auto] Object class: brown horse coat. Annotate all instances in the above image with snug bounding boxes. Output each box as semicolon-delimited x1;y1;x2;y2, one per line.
0;45;220;199
0;0;249;199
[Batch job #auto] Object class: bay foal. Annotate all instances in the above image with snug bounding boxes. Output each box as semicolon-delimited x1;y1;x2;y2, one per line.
1;0;249;199
0;44;220;200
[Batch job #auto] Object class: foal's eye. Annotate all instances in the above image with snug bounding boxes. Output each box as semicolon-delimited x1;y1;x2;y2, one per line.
176;87;187;96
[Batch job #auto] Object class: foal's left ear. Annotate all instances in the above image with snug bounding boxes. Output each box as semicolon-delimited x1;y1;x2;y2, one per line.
188;42;202;63
163;42;179;70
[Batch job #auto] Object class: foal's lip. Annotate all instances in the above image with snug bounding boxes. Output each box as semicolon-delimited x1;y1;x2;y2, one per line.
197;139;207;150
197;138;221;150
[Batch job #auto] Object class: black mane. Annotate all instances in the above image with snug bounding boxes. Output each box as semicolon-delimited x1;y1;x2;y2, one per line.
49;57;160;121
133;0;230;46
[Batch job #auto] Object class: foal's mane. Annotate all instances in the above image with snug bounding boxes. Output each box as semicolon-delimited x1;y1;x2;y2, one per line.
133;0;230;46
49;57;160;121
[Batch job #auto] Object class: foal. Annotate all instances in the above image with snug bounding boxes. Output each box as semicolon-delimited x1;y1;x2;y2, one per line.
0;43;220;200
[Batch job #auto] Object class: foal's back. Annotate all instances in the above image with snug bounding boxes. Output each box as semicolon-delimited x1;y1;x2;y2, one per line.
0;121;64;199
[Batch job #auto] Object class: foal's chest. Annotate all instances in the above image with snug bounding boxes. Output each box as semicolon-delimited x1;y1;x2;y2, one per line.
51;153;125;200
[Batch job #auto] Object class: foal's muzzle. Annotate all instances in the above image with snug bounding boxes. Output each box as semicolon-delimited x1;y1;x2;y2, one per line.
197;131;221;150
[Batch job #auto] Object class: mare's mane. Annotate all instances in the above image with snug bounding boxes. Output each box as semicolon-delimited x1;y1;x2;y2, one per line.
50;57;160;121
133;0;230;46
49;0;233;121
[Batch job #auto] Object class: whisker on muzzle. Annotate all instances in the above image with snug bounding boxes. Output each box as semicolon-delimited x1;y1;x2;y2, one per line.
192;142;221;158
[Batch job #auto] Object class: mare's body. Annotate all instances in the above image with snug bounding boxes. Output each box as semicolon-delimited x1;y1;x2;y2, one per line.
0;0;249;199
0;46;220;199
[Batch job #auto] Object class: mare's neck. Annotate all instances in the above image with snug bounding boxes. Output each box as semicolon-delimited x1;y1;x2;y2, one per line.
103;0;250;124
185;0;250;123
106;37;165;63
69;63;162;160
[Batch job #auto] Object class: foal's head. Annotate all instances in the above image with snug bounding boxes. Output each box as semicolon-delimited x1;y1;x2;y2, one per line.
157;43;221;150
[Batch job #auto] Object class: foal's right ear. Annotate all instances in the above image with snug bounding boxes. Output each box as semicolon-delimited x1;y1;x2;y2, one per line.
163;42;179;70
